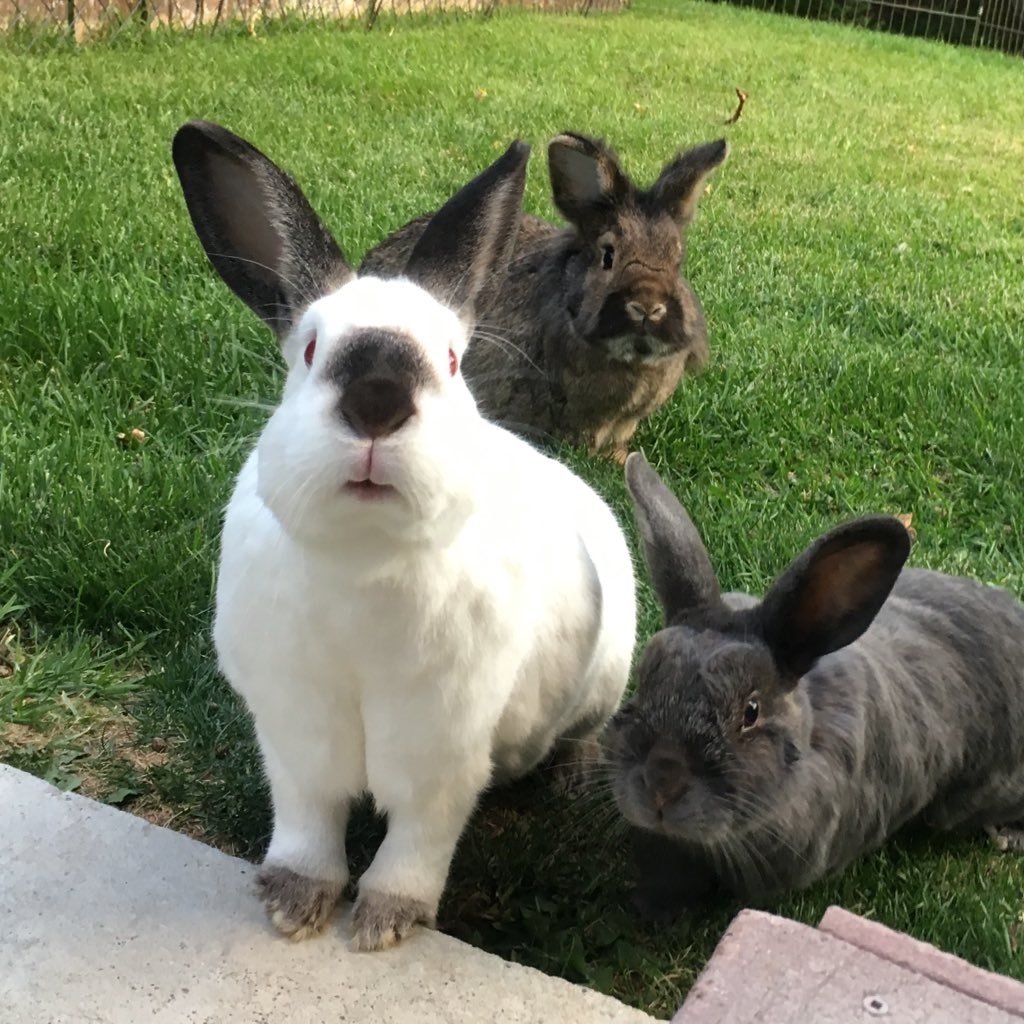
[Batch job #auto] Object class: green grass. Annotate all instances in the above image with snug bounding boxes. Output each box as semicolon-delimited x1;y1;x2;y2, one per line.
2;1;1024;1015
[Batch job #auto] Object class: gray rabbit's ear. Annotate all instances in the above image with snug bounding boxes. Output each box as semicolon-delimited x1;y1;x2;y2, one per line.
548;133;630;234
172;120;353;339
403;140;530;325
625;453;721;622
648;139;728;227
759;516;911;678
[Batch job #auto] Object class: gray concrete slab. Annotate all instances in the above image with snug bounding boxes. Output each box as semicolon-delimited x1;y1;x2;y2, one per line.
0;763;656;1024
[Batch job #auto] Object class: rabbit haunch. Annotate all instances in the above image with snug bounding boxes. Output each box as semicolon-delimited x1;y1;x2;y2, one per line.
607;454;1024;917
361;133;728;462
173;121;637;951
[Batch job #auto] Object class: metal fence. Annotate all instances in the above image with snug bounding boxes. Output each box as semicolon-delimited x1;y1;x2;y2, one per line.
0;0;623;46
708;0;1024;54
2;0;1021;55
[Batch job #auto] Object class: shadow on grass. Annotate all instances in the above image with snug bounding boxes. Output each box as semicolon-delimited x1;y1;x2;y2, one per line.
133;632;1024;1016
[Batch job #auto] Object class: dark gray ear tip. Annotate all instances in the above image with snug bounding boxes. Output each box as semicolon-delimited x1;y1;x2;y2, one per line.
868;515;914;560
548;131;604;158
173;119;228;152
821;515;913;567
496;139;531;178
172;120;262;172
172;121;209;163
624;451;653;493
683;137;729;169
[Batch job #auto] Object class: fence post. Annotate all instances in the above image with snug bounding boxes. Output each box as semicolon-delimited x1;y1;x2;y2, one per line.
971;3;983;44
65;0;74;31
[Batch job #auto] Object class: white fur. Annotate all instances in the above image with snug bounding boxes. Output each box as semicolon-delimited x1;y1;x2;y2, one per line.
214;275;637;937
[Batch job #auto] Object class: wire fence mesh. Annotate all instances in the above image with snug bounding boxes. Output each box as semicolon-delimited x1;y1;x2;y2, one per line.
1;0;1021;55
707;0;1024;54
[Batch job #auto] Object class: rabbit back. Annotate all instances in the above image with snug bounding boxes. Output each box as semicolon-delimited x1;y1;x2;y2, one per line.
867;570;1024;830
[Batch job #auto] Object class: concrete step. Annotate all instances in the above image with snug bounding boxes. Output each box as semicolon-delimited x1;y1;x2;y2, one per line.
0;763;655;1024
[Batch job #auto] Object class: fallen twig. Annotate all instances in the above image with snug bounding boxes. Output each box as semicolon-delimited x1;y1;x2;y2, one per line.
724;87;748;125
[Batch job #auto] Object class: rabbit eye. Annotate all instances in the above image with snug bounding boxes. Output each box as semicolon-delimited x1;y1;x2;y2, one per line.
449;347;458;377
742;699;760;731
304;337;316;368
601;245;615;270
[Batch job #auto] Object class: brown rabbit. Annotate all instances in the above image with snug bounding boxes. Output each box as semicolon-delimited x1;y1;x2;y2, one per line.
360;133;727;462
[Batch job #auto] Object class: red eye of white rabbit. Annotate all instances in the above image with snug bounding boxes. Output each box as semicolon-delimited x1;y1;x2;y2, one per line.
742;699;760;731
304;337;316;368
449;348;458;377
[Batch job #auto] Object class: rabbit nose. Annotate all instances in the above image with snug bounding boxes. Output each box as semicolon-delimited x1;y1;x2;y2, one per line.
643;751;688;811
339;377;416;439
626;300;667;324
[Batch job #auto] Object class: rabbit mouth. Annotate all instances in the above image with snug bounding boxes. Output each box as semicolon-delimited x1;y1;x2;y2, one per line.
601;332;678;364
343;480;398;500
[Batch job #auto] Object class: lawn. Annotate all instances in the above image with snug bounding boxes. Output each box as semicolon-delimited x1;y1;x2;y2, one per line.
1;0;1023;1015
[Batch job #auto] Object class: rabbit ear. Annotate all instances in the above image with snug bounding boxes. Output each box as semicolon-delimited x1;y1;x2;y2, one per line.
648;139;728;227
625;453;720;622
402;140;530;325
547;133;630;234
759;517;911;678
172;120;353;338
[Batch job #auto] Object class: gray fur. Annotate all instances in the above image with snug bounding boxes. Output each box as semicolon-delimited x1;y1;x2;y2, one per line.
172;120;353;338
351;889;434;952
256;864;343;940
609;454;1024;913
360;134;728;460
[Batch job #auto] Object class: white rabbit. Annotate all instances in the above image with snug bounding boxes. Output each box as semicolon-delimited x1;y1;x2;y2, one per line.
172;121;637;951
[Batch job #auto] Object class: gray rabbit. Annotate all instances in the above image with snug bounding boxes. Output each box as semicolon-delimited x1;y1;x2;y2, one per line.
360;134;727;462
607;453;1024;918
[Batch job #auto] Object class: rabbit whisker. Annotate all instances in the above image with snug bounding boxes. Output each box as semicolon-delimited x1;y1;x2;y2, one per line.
204;252;321;313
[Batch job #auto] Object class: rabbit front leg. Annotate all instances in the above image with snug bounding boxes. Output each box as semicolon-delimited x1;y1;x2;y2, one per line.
255;727;363;941
352;744;493;951
986;823;1024;853
630;829;722;923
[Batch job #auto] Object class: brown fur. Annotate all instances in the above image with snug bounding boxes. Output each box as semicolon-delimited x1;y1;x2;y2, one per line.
361;134;728;460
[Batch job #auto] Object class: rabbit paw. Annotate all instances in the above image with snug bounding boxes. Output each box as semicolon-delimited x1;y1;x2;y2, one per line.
256;864;343;941
351;889;434;951
986;824;1024;853
609;446;630;466
631;882;687;926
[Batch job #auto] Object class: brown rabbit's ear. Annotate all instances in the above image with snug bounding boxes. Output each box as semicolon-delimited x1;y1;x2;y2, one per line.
758;517;911;678
548;133;630;235
403;140;530;326
625;453;721;623
648;139;728;227
172;120;353;339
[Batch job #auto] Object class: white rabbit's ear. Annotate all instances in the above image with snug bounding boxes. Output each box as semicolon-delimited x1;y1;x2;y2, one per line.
759;517;911;678
172;120;353;339
403;140;530;325
625;452;720;622
648;139;728;228
547;133;630;235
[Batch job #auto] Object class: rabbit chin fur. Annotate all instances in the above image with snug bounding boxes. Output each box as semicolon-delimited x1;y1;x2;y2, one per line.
213;274;637;943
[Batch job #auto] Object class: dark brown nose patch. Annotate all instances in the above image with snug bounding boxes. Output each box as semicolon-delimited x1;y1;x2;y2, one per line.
644;750;689;809
327;327;436;439
339;377;415;439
